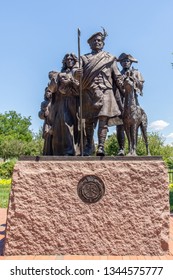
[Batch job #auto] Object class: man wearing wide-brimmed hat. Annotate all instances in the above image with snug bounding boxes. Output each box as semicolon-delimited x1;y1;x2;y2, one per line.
74;29;124;156
116;52;144;156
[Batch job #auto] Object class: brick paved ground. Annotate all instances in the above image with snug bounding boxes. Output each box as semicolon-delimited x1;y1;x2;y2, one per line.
0;209;173;260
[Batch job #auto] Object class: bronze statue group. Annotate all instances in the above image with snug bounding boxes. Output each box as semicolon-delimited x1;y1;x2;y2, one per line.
39;29;150;157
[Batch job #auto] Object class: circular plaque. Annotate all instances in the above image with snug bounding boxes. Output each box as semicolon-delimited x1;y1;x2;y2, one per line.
77;175;105;204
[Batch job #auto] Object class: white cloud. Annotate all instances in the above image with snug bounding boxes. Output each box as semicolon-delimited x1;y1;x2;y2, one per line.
166;133;173;139
149;120;169;131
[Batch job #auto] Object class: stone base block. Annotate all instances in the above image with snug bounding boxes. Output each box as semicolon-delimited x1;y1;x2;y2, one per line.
4;157;170;255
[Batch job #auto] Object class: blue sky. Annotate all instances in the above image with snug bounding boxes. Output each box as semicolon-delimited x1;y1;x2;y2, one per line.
0;0;173;144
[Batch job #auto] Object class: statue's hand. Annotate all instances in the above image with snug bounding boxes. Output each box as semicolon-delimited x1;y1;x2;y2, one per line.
74;68;83;80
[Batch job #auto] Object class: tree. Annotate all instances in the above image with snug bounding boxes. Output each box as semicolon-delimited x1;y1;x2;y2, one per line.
23;129;44;156
105;132;173;167
136;132;165;156
0;111;43;160
0;110;32;141
104;134;119;156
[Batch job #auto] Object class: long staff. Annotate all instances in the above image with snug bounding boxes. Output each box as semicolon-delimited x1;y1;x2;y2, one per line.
78;28;83;156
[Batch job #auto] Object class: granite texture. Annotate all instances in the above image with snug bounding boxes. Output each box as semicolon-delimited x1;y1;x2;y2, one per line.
4;159;170;255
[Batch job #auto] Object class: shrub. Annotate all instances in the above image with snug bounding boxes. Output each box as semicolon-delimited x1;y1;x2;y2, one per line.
0;159;16;179
170;188;173;212
170;184;173;212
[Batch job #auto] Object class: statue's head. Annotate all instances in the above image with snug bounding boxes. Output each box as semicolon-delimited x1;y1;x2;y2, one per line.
62;53;78;72
87;28;107;52
57;72;77;95
44;87;52;100
58;73;71;85
48;71;58;81
117;53;138;69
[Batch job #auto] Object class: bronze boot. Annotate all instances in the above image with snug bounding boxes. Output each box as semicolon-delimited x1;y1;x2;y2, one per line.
96;125;107;156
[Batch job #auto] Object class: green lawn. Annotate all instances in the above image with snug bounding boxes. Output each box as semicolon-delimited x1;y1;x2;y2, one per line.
170;188;173;212
0;183;11;208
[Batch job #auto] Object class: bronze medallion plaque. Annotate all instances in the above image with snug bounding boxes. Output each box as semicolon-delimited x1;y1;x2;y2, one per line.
77;175;105;203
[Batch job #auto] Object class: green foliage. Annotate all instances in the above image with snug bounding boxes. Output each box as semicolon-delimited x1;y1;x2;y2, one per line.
0;179;11;208
0;138;25;160
0;110;32;141
0;159;16;179
170;188;173;212
104;134;119;156
163;157;173;169
0;111;44;160
23;137;44;156
137;132;165;156
105;131;173;165
170;183;173;212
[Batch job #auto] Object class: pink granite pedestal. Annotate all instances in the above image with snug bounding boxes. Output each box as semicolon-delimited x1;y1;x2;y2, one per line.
4;157;170;255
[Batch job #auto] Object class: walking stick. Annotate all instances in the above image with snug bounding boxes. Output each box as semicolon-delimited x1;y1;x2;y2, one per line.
78;28;83;156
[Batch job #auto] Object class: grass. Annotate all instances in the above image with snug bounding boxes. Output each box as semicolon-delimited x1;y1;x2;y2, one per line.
0;181;11;208
170;188;173;213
